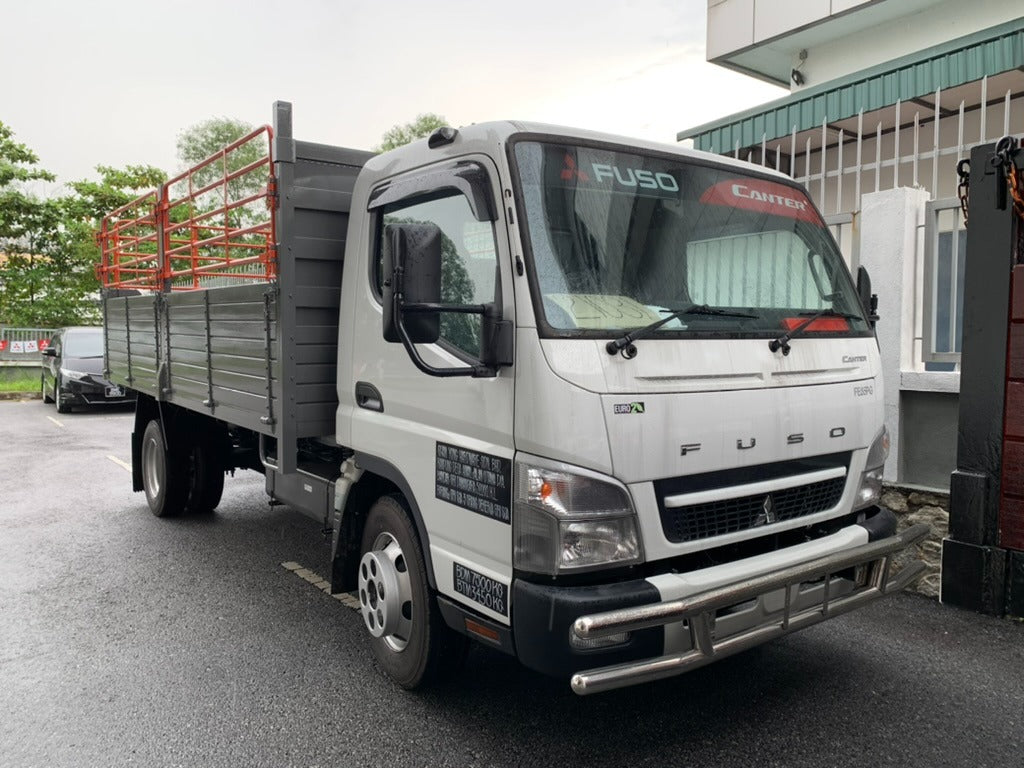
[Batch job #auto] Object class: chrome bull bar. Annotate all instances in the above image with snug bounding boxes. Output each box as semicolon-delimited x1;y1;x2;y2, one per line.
570;523;931;695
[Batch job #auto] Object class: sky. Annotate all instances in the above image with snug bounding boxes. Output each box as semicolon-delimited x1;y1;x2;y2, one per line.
1;0;784;191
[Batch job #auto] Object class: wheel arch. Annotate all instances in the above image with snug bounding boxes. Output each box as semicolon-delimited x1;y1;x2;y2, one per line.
331;452;437;593
131;396;231;492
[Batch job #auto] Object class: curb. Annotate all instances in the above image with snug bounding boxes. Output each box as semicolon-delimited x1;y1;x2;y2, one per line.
0;391;42;401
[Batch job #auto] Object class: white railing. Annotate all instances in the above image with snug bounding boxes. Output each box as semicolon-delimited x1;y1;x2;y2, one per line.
727;75;1022;370
735;76;1021;218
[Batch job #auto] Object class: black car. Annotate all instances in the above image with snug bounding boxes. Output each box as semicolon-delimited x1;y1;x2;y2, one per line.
41;327;134;413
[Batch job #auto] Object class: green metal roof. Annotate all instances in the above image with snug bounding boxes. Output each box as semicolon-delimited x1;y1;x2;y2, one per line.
678;17;1024;153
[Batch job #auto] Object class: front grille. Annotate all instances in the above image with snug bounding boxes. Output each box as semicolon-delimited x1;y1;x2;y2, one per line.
660;475;847;544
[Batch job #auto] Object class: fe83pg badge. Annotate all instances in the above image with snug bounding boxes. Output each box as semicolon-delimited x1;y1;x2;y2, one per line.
453;563;508;616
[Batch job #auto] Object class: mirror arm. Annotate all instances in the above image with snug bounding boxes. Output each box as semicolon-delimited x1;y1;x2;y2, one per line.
402;302;488;315
392;291;495;378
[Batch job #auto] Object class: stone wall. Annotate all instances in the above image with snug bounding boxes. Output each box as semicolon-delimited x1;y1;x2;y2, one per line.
882;485;950;598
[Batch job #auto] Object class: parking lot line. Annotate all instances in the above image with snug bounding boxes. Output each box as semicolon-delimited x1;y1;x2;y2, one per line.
107;455;132;472
46;415;64;428
281;562;361;611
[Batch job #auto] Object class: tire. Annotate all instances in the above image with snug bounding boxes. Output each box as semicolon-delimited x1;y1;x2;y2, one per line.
140;419;186;517
183;437;225;514
55;378;71;414
358;495;467;689
41;375;54;404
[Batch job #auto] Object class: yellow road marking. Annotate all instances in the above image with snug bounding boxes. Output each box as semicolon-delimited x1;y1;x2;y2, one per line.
107;455;132;472
281;562;361;611
46;416;64;428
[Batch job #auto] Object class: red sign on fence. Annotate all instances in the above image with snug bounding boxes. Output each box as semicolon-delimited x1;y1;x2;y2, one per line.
0;340;7;352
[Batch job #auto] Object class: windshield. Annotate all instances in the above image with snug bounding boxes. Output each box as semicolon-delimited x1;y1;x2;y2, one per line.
513;141;869;338
63;330;104;357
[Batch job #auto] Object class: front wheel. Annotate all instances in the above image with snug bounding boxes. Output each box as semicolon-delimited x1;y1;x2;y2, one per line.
54;378;71;414
41;374;54;404
358;495;467;689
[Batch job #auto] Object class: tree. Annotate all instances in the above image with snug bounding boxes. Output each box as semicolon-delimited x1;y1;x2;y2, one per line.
174;117;271;284
376;114;449;152
176;117;266;203
57;164;168;323
0;121;59;326
176;117;260;170
0;125;166;328
0;121;55;242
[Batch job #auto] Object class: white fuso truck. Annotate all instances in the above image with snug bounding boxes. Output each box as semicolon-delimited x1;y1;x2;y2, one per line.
99;102;927;694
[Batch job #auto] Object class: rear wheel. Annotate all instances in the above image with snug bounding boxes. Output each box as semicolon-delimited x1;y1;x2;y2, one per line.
183;436;225;514
358;495;467;689
41;374;53;404
141;419;186;517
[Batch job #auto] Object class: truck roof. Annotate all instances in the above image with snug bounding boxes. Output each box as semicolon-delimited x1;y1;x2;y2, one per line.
364;119;792;182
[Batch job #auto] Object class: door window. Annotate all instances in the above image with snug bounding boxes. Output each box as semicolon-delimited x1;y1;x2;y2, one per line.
377;193;498;359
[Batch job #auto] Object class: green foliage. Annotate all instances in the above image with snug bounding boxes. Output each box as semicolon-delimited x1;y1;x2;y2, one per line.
0;121;62;326
0;121;55;243
175;117;269;272
176;117;259;167
0;370;38;393
176;117;265;203
0;119;166;327
65;165;166;221
376;114;449;153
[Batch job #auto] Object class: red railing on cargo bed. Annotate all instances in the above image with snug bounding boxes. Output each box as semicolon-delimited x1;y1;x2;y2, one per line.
97;126;276;291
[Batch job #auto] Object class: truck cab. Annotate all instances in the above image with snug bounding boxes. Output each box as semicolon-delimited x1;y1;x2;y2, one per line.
335;121;922;692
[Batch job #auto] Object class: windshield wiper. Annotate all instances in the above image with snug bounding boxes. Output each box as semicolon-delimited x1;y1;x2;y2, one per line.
606;304;759;358
768;305;862;356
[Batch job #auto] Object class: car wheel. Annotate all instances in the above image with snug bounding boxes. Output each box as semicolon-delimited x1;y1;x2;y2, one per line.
358;495;467;689
55;378;71;414
140;419;186;517
42;374;54;404
183;437;225;514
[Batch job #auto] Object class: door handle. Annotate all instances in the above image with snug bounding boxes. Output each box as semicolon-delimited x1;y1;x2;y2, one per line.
355;381;383;412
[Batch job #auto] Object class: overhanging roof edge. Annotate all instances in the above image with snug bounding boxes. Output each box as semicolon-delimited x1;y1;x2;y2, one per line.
677;16;1024;145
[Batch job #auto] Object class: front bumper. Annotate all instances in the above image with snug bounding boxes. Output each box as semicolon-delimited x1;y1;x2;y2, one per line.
60;377;135;406
512;507;929;694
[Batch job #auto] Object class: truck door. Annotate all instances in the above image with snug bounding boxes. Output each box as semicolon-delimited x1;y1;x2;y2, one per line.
350;155;515;625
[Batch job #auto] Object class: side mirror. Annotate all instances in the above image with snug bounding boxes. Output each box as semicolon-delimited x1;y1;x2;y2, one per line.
42;347;56;357
856;266;880;327
382;223;442;344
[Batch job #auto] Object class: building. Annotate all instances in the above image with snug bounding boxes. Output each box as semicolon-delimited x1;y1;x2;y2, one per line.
679;2;1024;489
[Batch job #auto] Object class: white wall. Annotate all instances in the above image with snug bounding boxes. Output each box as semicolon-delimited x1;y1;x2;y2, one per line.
707;0;1020;89
790;0;1023;91
859;187;932;483
707;0;874;59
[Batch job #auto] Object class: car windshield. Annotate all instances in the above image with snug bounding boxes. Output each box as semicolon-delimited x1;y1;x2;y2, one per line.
63;330;104;357
513;141;869;338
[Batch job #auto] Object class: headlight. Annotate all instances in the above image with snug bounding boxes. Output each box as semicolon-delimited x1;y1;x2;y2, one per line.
513;459;642;575
854;426;889;510
60;368;89;381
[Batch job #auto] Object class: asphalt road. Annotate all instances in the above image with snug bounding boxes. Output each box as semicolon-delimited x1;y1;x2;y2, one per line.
1;399;1022;768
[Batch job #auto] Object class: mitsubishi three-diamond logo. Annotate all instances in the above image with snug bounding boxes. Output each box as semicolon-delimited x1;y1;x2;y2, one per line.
761;495;777;525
